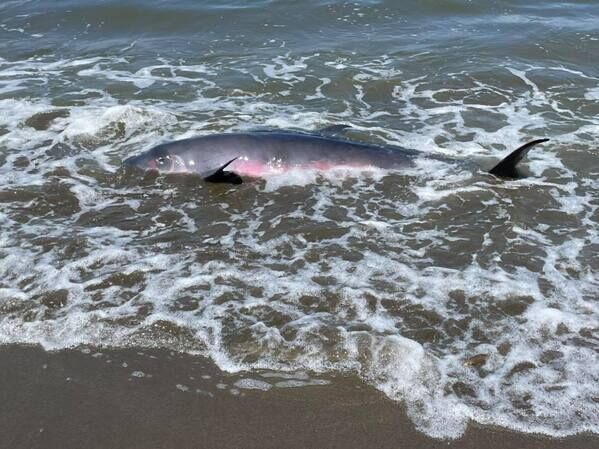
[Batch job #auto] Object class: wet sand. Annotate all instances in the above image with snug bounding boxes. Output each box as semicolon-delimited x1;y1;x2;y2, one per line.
1;345;595;449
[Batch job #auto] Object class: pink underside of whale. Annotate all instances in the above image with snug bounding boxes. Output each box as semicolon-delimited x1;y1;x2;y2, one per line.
229;160;370;177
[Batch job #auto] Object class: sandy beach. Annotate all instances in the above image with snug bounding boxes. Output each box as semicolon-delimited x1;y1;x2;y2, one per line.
2;1;598;445
1;345;595;449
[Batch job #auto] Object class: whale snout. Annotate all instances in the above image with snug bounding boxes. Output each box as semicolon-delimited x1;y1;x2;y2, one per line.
123;153;157;170
124;150;184;173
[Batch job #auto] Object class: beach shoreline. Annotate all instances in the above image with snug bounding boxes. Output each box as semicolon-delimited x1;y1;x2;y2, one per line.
2;0;598;446
1;344;595;449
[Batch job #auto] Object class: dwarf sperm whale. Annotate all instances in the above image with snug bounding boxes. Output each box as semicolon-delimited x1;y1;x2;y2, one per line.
123;125;549;184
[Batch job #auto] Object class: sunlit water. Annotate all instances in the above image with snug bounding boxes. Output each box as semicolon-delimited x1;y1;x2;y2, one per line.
1;0;598;439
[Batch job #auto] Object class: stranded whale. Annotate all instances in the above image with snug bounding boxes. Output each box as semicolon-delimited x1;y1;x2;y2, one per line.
123;126;549;184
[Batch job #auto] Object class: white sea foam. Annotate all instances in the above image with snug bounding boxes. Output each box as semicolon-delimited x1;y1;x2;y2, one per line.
584;87;599;100
0;53;597;440
234;378;273;391
274;379;331;388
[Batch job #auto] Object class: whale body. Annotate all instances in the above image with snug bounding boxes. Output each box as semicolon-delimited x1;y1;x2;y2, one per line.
123;127;549;184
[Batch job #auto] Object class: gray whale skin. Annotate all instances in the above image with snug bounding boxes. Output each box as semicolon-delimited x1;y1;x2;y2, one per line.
123;126;549;184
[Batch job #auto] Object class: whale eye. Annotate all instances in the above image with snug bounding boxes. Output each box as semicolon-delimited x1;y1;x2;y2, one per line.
154;155;173;171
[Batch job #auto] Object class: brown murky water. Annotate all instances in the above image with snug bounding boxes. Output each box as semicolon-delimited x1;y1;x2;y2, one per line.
1;0;598;439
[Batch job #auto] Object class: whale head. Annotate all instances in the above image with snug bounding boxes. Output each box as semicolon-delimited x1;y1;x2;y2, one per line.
124;145;189;173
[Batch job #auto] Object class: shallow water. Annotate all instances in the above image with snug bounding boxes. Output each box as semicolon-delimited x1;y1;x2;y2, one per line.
1;0;598;439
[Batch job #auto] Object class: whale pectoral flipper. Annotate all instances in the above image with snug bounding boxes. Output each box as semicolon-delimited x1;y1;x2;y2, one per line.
489;138;550;178
203;157;243;185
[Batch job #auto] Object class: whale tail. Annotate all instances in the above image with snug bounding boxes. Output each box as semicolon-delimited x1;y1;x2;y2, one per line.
489;138;549;178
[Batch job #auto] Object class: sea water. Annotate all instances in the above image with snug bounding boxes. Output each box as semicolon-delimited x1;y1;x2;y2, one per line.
0;0;597;439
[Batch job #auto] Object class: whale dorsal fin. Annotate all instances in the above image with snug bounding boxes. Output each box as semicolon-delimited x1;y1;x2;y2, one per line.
318;124;352;137
489;138;549;178
203;157;243;184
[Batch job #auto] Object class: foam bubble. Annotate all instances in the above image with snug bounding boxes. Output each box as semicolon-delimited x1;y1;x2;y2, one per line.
234;378;273;391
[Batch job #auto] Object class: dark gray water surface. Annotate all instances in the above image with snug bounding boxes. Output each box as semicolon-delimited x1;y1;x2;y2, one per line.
0;0;598;439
